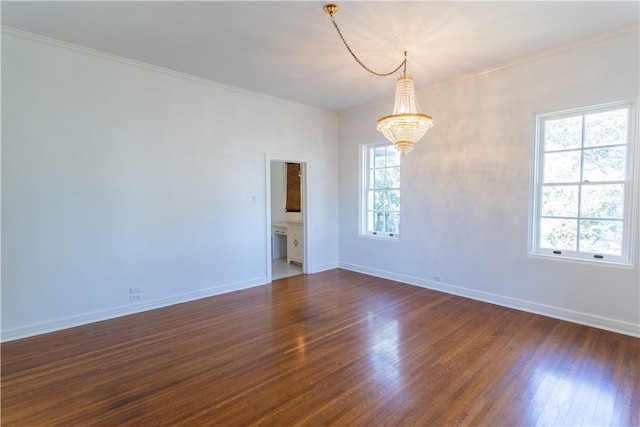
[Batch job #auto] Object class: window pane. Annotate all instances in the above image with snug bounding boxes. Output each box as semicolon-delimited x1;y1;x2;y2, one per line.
373;147;386;167
388;190;400;212
373;190;387;210
543;150;581;183
582;146;626;182
386;213;400;234
386;147;400;167
544;116;582;151
373;212;385;232
374;169;386;188
584;109;628;147
541;185;578;217
540;218;577;251
579;220;623;255
387;167;400;189
581;184;624;219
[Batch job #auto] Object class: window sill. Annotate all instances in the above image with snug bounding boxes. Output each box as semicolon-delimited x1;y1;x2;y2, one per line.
360;233;400;241
528;252;633;268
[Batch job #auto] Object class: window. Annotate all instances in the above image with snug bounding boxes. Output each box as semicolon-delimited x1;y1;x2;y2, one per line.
530;100;636;264
362;142;401;238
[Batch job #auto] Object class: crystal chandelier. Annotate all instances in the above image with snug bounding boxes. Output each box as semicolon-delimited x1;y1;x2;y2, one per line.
324;3;433;155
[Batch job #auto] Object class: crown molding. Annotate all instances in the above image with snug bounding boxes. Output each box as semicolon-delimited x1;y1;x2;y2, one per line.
2;22;637;117
1;26;336;117
344;24;640;115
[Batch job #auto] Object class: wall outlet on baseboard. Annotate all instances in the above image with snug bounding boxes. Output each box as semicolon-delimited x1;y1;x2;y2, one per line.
433;276;442;282
130;287;142;294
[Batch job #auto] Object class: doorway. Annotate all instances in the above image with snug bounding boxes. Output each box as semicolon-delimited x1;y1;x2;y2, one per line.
266;157;308;281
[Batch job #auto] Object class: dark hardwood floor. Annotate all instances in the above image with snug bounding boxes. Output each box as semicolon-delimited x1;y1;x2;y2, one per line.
2;269;638;426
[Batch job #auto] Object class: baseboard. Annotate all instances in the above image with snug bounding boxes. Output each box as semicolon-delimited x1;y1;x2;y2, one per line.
1;276;268;342
5;266;638;342
310;261;340;274
339;262;640;338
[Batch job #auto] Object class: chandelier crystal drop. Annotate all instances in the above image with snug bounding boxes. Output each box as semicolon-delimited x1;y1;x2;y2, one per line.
323;3;434;155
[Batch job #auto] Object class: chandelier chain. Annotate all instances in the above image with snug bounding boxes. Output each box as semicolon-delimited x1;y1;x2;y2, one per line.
328;12;406;77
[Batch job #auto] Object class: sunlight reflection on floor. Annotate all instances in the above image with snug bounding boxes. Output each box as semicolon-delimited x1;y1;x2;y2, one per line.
367;313;402;391
525;357;618;426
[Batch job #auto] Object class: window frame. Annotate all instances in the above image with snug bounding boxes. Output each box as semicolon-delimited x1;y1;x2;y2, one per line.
360;141;401;239
528;99;637;266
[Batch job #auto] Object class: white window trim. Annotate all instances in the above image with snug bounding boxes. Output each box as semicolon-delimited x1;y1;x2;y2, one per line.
360;141;401;239
528;99;638;266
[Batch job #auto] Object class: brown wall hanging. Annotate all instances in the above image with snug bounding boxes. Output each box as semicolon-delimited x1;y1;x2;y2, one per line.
285;163;301;212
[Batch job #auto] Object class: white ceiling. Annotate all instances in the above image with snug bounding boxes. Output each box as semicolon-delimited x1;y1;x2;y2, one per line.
2;1;639;112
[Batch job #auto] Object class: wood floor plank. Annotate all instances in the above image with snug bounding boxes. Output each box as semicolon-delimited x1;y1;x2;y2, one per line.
2;269;638;426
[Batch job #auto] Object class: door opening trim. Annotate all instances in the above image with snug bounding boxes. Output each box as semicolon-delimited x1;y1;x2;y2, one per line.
265;154;309;282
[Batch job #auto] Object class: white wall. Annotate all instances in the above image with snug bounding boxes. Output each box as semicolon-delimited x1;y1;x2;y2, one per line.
1;32;339;340
338;31;640;336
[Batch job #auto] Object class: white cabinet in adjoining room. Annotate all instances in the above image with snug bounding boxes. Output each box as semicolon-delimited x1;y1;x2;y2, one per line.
287;222;303;265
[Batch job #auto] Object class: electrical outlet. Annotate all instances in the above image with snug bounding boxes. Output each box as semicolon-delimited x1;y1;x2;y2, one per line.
129;287;142;294
433;276;442;282
130;294;142;302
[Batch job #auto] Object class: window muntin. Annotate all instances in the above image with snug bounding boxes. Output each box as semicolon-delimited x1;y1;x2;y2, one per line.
530;101;635;264
362;143;401;238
